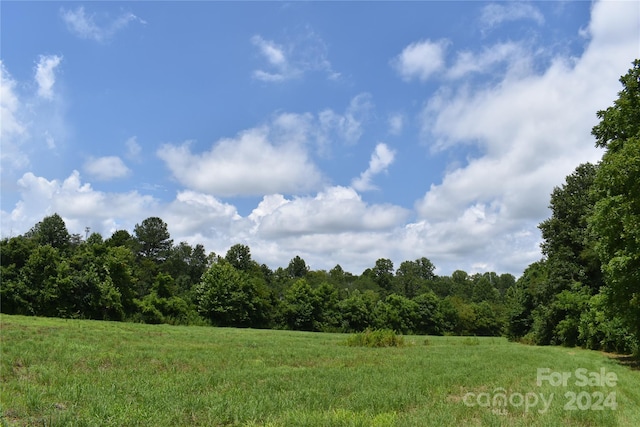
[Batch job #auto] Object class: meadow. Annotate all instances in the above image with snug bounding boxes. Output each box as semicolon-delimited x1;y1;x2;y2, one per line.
1;315;639;426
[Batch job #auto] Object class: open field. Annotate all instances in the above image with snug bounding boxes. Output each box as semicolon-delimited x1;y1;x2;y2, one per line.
1;315;639;426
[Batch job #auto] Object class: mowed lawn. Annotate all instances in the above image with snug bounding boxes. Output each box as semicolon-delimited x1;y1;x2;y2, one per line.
1;315;639;426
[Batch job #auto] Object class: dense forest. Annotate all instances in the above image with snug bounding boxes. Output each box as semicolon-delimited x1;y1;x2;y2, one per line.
1;60;638;355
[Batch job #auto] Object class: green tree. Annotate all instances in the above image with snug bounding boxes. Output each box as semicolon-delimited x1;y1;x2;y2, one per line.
17;245;67;316
281;278;317;331
105;229;136;250
133;217;173;262
395;258;435;298
196;260;268;327
313;282;341;331
589;60;640;350
471;276;500;303
372;258;394;294
286;255;309;278
539;163;602;293
338;290;377;332
163;242;209;295
27;213;70;251
225;243;254;272
373;294;418;334
413;291;443;335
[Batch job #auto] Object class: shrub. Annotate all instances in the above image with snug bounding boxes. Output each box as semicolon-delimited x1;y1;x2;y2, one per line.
345;328;405;347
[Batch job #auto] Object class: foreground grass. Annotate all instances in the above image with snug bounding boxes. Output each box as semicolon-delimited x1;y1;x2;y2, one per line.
1;315;639;426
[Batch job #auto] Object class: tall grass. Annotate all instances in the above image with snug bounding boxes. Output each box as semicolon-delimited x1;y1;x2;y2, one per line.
345;329;405;347
1;315;639;426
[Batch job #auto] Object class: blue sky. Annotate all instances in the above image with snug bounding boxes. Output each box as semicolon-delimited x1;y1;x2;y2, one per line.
1;1;638;276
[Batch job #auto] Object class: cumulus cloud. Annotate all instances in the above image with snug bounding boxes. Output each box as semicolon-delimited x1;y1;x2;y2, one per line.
410;0;639;274
480;2;545;32
84;156;131;181
392;39;448;82
35;55;63;100
252;186;408;238
352;143;396;192
60;6;145;43
1;171;158;238
157;123;324;197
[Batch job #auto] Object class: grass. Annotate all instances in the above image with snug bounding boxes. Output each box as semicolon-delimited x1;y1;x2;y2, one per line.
344;329;405;347
1;315;639;426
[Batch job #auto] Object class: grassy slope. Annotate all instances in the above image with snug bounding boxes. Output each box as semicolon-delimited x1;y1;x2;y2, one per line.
1;315;639;426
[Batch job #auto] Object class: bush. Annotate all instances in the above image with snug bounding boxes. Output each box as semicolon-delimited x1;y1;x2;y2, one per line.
345;328;405;347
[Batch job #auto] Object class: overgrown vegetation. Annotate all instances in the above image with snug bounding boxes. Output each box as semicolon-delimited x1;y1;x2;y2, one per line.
345;328;405;347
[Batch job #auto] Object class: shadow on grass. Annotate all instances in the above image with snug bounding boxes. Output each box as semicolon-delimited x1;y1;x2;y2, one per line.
608;354;640;371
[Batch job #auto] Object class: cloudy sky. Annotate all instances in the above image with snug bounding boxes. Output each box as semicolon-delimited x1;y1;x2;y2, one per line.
1;1;638;276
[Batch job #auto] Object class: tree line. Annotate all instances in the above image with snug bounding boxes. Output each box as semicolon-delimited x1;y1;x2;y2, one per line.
1;60;638;355
504;60;640;355
0;213;516;336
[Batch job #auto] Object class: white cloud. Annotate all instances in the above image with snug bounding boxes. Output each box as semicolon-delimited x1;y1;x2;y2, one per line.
84;156;131;181
252;186;409;237
157;122;324;197
318;93;373;149
411;0;639;274
480;2;545;32
251;29;339;82
35;55;63;100
392;39;448;82
2;0;636;278
0;62;29;172
251;35;293;82
352;143;396;192
447;42;526;80
60;6;145;43
1;171;158;238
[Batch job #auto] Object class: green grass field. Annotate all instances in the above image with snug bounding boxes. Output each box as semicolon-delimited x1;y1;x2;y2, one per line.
1;315;639;426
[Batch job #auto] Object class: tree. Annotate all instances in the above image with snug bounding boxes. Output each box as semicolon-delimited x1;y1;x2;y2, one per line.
373;294;418;334
106;230;136;250
286;255;309;278
196;260;268;327
413;291;443;335
592;59;640;153
589;60;640;350
225;244;254;272
133;217;173;262
372;258;394;294
539;163;601;293
281;278;317;331
395;258;435;298
27;213;70;250
338;290;377;332
471;276;500;303
313;282;341;331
